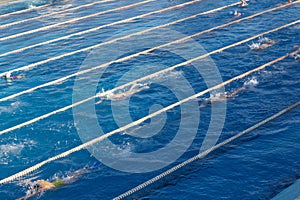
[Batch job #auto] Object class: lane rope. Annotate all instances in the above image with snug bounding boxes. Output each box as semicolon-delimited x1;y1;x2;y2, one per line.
0;4;48;19
0;49;297;184
0;23;298;136
0;0;113;29
0;2;298;102
0;0;154;42
114;101;300;200
0;1;240;58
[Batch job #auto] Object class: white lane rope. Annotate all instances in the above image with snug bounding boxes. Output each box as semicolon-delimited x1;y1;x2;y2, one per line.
114;100;300;200
0;0;154;42
0;1;240;58
0;4;48;19
0;49;297;184
0;2;297;103
0;24;297;137
0;0;113;29
0;2;259;82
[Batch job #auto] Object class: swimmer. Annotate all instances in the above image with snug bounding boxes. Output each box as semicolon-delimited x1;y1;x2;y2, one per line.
293;53;300;60
199;86;246;108
293;45;300;49
2;72;25;81
288;47;300;59
248;42;261;50
18;163;99;200
290;46;300;60
95;83;150;104
240;0;248;7
258;40;276;50
17;179;64;200
234;10;242;17
259;37;276;49
249;37;276;50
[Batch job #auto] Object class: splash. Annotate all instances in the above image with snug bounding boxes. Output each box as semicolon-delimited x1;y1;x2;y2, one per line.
248;42;261;50
0;143;24;165
0;101;23;114
244;77;259;86
36;2;73;20
292;24;300;29
248;37;276;50
0;143;24;156
209;92;224;99
293;53;300;60
153;70;183;82
28;4;37;9
258;36;272;44
24;180;45;197
0;139;36;165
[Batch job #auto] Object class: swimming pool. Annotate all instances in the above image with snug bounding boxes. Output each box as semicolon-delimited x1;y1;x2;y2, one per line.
0;0;299;199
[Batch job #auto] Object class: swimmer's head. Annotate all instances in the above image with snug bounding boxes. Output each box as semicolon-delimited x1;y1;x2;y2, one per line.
234;11;241;16
27;181;42;192
5;73;11;79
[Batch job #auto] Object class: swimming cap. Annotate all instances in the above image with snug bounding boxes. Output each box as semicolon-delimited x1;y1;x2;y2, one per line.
53;179;65;187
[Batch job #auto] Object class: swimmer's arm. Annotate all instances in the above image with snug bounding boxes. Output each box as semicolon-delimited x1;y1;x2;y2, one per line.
129;83;149;93
227;86;246;98
95;98;104;104
293;45;300;49
235;86;247;93
199;97;227;106
199;99;210;108
289;51;300;56
16;74;25;79
16;191;42;200
199;101;207;108
225;92;235;99
131;87;146;95
129;84;137;92
129;84;150;96
70;168;89;178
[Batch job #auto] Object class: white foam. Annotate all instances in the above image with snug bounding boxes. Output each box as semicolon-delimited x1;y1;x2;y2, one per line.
249;37;275;50
28;4;37;9
258;36;271;43
244;77;259;86
153;70;183;82
293;54;300;60
0;143;24;164
292;24;300;29
248;42;261;50
37;3;73;17
0;101;24;114
0;139;36;164
210;92;224;98
0;143;24;156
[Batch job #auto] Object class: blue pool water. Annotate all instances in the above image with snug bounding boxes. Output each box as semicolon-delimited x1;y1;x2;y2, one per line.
0;0;299;199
